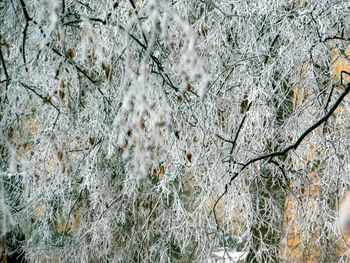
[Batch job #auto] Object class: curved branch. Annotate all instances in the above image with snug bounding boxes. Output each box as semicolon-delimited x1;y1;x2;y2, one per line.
212;82;350;218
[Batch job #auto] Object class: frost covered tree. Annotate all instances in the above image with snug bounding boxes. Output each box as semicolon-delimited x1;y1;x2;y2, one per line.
1;0;350;262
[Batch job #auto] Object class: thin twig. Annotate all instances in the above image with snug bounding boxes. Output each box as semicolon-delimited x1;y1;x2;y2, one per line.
99;195;123;220
128;0;148;46
63;189;84;234
19;0;32;72
19;82;60;112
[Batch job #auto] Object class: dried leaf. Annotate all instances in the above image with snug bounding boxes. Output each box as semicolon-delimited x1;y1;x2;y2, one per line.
186;83;193;91
240;94;249;114
140;119;146;130
59;90;65;101
57;151;64;161
66;49;76;59
102;61;111;79
89;137;96;146
8;126;14;139
152;164;165;181
127;130;132;137
176;95;183;102
186;152;192;163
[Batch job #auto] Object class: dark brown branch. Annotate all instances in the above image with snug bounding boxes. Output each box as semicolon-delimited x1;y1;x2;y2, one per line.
0;79;10;84
22;22;29;71
215;102;251;152
19;0;32;72
128;0;148;46
89;17;106;25
0;43;9;80
19;0;32;21
264;34;280;64
61;0;65;15
230;103;252;154
324;83;336;112
212;82;350;218
268;159;289;189
215;134;235;144
243;83;350;168
323;36;350;43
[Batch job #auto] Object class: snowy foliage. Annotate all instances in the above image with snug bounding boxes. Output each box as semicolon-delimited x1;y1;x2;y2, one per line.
1;0;350;262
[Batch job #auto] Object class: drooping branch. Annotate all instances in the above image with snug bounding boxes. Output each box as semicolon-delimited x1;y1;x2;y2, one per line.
19;0;31;21
212;81;350;219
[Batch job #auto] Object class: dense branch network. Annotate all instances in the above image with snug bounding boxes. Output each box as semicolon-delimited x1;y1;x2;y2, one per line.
213;80;350;225
2;1;350;262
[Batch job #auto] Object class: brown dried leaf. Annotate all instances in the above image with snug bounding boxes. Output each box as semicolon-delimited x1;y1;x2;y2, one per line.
186;152;192;163
8;126;14;139
59;90;65;101
240;94;249;114
66;49;76;59
140;119;146;130
89;137;96;146
102;61;111;79
57;151;64;161
152;164;165;181
186;83;193;92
